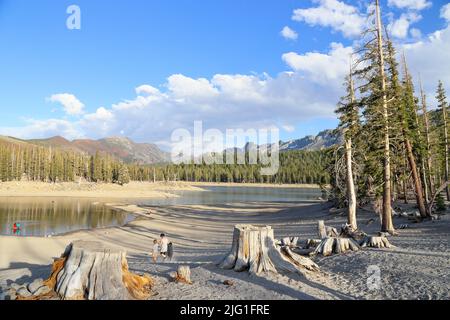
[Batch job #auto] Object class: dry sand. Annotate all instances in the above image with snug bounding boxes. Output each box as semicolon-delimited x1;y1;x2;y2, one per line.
1;199;449;300
0;181;203;199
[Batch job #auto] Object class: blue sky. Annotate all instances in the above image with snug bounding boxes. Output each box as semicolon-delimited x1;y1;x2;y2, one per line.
0;0;449;148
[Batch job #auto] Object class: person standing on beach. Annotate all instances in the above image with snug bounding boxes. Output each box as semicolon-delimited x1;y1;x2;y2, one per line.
152;239;159;263
159;234;169;260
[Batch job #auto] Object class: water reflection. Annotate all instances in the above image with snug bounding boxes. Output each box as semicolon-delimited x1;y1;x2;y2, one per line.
138;186;323;206
0;199;133;237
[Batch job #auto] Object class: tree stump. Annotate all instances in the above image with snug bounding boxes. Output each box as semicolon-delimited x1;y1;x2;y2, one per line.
52;241;153;300
219;225;319;275
313;237;360;256
340;223;367;241
318;220;339;239
318;220;327;239
360;236;392;248
171;266;192;284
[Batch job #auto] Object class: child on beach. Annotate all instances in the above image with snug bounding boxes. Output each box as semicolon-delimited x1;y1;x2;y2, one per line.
152;239;159;263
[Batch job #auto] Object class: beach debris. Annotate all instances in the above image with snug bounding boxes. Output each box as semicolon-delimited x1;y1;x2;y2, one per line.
366;218;376;225
0;287;17;301
171;266;193;285
313;237;360;256
305;239;322;248
360;236;393;248
281;237;300;247
318;220;339;239
219;225;319;275
223;280;234;286
16;287;32;298
15;241;154;300
378;231;391;237
340;223;367;241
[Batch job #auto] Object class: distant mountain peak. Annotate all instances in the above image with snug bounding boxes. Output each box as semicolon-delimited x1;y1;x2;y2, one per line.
280;129;342;151
22;136;169;165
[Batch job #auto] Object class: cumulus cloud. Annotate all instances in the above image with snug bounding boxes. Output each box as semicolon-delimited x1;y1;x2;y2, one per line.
0;119;82;140
280;26;298;40
135;85;161;96
282;42;353;85
388;12;422;39
387;0;432;11
403;24;450;106
48;93;85;116
292;0;366;38
441;3;450;22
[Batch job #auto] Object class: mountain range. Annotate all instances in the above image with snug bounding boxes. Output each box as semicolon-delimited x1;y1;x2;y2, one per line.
0;129;342;165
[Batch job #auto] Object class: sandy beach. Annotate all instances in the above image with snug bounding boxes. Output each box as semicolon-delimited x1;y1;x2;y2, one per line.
0;181;204;199
1;199;449;300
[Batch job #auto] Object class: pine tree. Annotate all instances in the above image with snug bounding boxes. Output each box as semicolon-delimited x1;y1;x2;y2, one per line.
336;64;360;229
117;164;130;186
436;80;450;201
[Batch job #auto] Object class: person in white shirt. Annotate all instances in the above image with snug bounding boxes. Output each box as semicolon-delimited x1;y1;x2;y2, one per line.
159;233;169;259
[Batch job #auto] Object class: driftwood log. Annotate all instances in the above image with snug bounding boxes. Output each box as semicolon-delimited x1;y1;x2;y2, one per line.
50;241;153;300
314;237;360;256
219;225;319;275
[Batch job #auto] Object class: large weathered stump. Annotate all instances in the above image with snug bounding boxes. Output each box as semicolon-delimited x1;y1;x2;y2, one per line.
53;241;153;300
219;225;319;275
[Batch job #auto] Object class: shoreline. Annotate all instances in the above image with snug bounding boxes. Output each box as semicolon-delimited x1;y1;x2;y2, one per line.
1;200;448;300
0;181;321;199
0;181;205;199
183;181;322;189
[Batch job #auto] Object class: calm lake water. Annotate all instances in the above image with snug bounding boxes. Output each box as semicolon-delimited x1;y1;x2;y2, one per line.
0;199;134;237
138;186;323;206
0;186;322;237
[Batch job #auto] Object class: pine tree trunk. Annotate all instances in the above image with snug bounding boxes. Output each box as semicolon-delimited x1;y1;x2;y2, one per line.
443;104;450;201
420;81;435;197
345;137;358;230
376;0;394;234
404;138;428;217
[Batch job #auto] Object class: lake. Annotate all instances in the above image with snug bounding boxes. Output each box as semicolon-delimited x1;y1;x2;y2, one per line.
0;186;322;237
0;199;134;237
139;186;323;205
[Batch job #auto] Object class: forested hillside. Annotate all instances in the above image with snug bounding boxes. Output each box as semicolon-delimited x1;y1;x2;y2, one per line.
0;136;331;185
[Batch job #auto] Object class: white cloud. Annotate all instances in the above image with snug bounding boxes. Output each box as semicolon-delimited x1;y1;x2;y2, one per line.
282;42;353;85
0;119;82;140
292;0;366;38
135;85;161;96
410;28;422;39
48;93;85;116
441;3;450;22
280;26;298;40
167;74;219;100
282;125;296;133
388;0;432;11
2;41;355;144
403;25;450;106
388;12;422;39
